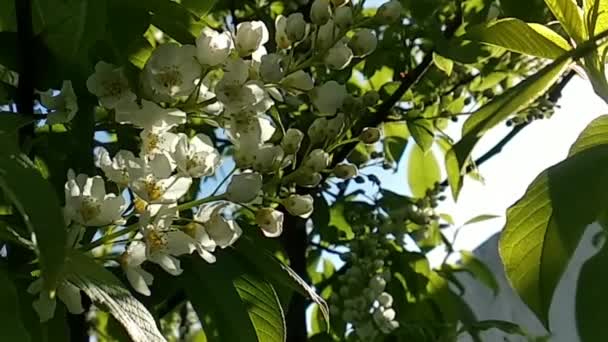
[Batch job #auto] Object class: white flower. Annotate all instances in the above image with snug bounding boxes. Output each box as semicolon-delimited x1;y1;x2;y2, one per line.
64;170;125;226
193;202;242;248
349;29;378;57
334;6;353;29
115;100;186;131
143;43;201;100
196;28;234;66
376;0;403;23
275;15;291;49
216;80;272;113
281;71;314;91
372;307;399;333
39;80;78;125
226;172;263;203
310;0;331;25
140;129;179;158
281;128;304;154
294;170;322;188
28;279;83;322
120;241;154;296
222;57;250;85
260;54;284;83
303;149;330;172
95;148;142;186
129;154;192;204
377;292;393;308
229;115;276;154
255;208;284;237
253;144;284;173
173;133;221;178
310;81;347;115
235;21;269;56
369;275;386;294
139;205;201;275
324;41;353;70
286;13;308;42
282;194;314;218
86;61;135;109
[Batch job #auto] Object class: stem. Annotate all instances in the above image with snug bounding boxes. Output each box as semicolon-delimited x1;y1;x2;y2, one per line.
80;224;139;251
176;194;225;212
211;167;236;196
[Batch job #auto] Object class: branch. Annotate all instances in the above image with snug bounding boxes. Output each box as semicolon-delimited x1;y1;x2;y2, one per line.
439;69;576;187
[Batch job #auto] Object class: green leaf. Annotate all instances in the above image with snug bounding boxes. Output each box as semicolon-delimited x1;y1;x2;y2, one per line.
576;239;608;342
407;144;441;198
459;251;499;295
0;147;67;291
544;0;586;43
233;237;330;327
382;122;410;163
0;112;34;149
65;252;166;342
567;115;608;156
432;52;454;76
466;18;571;59
180;0;218;17
445;57;570;199
463;214;500;225
469;320;527;336
234;275;286;342
183;255;283;342
139;0;205;44
499;144;608;327
0;266;30;342
407;120;435;152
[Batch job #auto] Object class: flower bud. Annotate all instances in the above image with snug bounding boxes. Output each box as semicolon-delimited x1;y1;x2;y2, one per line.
282;194;314;218
304;149;330;172
260;53;284;83
362;90;380;106
226;172;263;203
316;20;338;51
333;164;358;179
274;15;291;49
334;6;353;29
286;13;308;42
255;208;284;237
196;28;234;66
281;128;304;154
340;94;363;114
331;0;349;7
310;81;347;115
377;292;393;308
235;21;269;56
253;144;285;173
294;170;323;188
359;127;381;144
349;29;378;57
324;41;353;70
281;70;314;91
310;0;331;25
376;0;402;24
369;275;386;294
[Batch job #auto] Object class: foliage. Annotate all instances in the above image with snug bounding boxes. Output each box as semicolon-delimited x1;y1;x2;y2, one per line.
1;0;608;341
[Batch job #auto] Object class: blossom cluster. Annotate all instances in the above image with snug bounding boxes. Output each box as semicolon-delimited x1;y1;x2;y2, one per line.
29;0;402;323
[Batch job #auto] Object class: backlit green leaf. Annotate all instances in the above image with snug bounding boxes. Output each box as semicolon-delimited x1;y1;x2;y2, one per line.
407;144;441;198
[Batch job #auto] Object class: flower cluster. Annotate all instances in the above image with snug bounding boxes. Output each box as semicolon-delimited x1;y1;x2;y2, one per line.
28;0;401;321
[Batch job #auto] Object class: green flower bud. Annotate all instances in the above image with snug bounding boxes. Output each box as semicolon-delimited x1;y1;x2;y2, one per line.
349;29;378;57
359;127;381;144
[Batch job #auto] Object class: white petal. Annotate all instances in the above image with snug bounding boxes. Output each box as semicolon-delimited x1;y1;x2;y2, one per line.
125;267;154;296
149;253;183;276
57;282;84;315
159;176;192;203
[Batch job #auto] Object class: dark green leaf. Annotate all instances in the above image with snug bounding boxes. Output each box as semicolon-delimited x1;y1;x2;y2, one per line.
576;238;608;342
500;145;608;327
0;147;67;291
407;145;441;198
65;253;166;342
407;120;434;152
140;0;205;44
0;266;30;342
466;19;571;59
180;0;219;17
382;122;410;163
